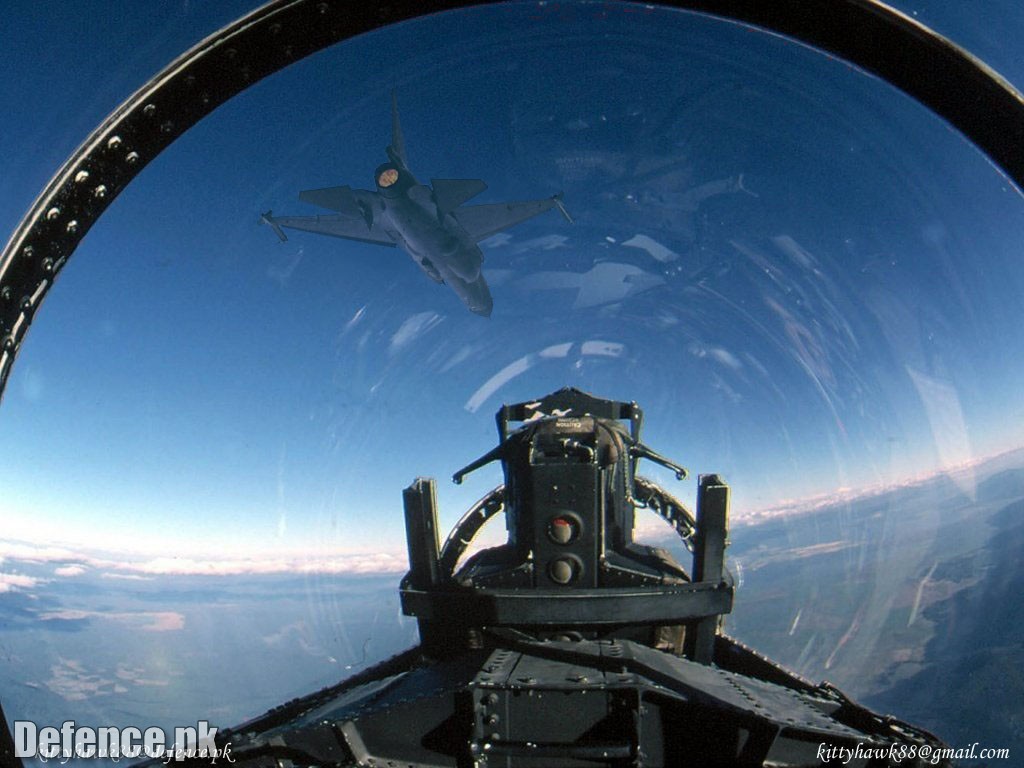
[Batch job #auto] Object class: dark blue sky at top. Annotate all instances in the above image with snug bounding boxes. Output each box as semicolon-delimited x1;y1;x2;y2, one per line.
1;1;1024;556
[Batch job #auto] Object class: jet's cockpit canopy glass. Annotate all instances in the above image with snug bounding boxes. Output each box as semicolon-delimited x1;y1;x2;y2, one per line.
1;0;1024;757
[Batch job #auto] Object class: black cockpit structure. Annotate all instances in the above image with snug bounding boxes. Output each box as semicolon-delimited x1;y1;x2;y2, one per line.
178;390;951;767
402;388;730;663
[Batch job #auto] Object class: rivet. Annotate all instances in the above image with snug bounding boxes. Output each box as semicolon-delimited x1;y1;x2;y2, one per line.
46;207;60;221
66;220;78;234
125;151;140;165
107;135;122;150
74;170;90;183
143;103;157;117
94;185;108;199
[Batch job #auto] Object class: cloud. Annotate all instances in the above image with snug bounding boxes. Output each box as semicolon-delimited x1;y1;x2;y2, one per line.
30;660;175;703
735;451;1000;525
119;552;406;576
41;658;149;702
261;620;333;659
37;609;185;632
54;564;87;577
0;542;78;563
0;572;43;593
100;572;154;581
115;662;171;688
43;662;101;701
0;537;408;579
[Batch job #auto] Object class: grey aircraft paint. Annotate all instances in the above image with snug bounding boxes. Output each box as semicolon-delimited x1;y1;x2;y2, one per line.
261;92;571;316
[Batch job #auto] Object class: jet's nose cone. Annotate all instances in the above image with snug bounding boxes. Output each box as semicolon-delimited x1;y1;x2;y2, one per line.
471;299;493;318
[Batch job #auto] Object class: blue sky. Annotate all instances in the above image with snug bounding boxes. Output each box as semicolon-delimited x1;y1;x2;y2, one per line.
2;1;1024;565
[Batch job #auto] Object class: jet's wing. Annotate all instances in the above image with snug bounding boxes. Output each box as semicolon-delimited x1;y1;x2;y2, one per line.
431;178;487;215
262;212;397;248
298;185;362;217
452;195;571;243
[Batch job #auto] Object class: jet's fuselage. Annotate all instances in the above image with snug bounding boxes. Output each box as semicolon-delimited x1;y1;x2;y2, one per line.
376;171;493;315
380;180;482;282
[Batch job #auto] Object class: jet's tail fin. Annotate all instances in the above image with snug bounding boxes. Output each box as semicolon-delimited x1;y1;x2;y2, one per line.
260;210;287;242
387;89;408;169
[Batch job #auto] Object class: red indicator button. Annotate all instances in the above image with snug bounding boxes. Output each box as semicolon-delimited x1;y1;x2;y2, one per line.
548;515;576;545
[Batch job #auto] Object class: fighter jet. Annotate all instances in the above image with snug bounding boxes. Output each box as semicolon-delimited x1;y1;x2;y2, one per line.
261;93;571;316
